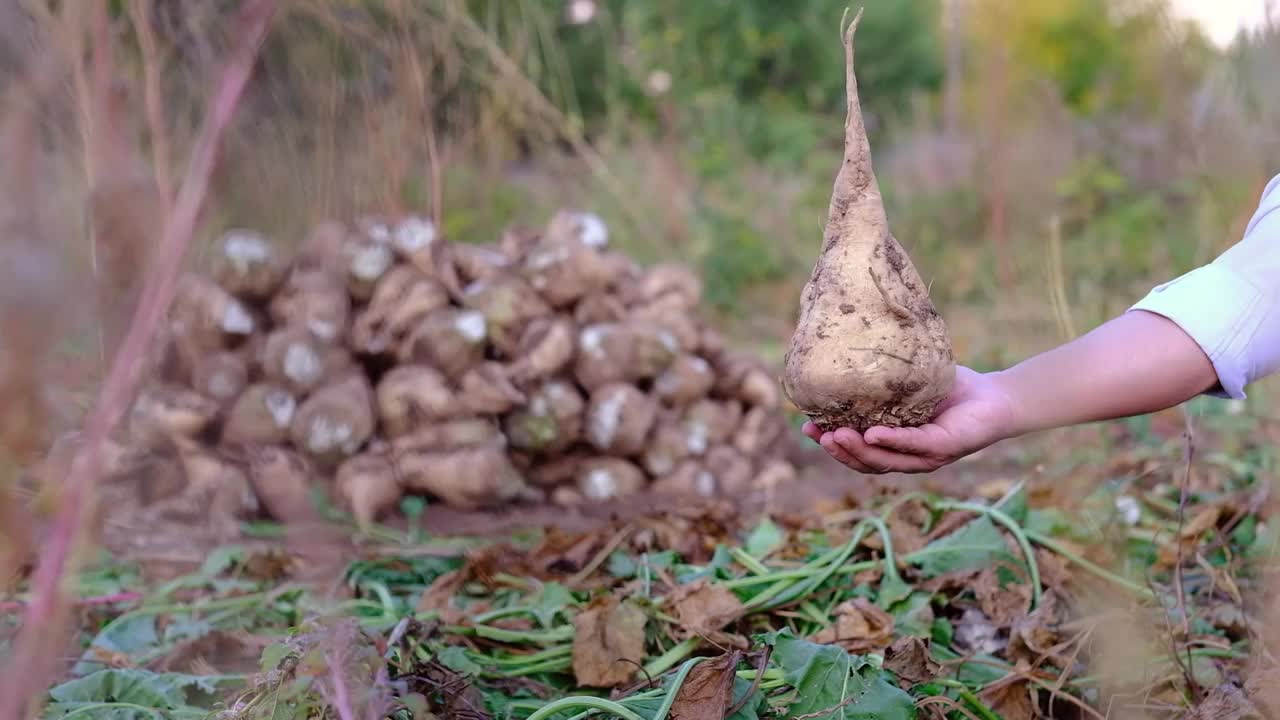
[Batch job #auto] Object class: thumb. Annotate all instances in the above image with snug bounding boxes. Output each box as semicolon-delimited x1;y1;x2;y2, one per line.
863;424;944;455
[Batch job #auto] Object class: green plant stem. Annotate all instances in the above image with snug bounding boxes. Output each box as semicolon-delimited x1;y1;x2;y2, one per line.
444;623;575;645
646;657;707;720
934;501;1042;609
729;548;772;576
57;703;168;720
721;560;879;590
497;657;572;677
1023;528;1156;599
643;637;699;678
1071;647;1248;686
754;522;870;610
474;605;546;624
481;645;573;666
523;698;647;720
933;680;1002;720
865;517;901;582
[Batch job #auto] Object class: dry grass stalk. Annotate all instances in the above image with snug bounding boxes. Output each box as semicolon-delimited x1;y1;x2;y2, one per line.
127;0;174;209
0;2;279;716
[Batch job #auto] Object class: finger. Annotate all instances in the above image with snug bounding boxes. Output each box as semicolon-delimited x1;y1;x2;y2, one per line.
863;424;945;455
832;428;938;474
801;421;823;443
820;433;877;474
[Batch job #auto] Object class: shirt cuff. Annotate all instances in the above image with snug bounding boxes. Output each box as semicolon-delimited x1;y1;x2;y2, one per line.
1127;263;1266;399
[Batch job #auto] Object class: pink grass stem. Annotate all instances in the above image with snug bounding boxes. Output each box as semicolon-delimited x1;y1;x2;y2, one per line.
0;2;278;718
0;590;143;614
323;648;359;720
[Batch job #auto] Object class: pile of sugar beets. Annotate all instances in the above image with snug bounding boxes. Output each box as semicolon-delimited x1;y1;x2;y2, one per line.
110;210;799;529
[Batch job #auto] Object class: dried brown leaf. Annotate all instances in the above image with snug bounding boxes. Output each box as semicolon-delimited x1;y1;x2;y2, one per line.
919;568;981;595
883;504;929;556
533;528;603;576
979;680;1037;720
667;652;738;720
669;579;744;637
883;637;940;686
416;569;468;625
1034;547;1071;593
975;565;1032;628
1006;590;1068;668
1244;665;1280;718
572;595;647;688
1180;684;1263;720
924;509;977;543
150;630;262;675
1180;505;1224;540
812;598;893;653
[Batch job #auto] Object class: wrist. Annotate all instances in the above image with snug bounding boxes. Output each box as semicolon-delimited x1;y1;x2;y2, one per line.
986;368;1034;441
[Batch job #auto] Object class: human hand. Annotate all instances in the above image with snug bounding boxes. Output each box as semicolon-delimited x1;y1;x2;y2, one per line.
802;366;1020;474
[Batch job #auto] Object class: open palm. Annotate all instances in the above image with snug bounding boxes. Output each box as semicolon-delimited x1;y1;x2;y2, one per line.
802;366;1017;474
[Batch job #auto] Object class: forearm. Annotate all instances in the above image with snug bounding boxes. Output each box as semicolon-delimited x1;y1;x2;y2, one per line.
992;310;1219;437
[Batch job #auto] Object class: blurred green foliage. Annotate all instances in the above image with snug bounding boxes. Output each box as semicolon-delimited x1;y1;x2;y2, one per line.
541;0;943;138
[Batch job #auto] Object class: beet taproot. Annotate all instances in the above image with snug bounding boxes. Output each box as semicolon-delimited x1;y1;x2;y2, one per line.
398;308;488;380
335;452;401;528
585;383;657;457
396;441;526;509
781;9;954;432
375;365;455;438
128;383;221;448
390;418;501;454
260;326;332;395
191;352;249;405
244;445;317;523
503;380;584;455
459;362;527;415
210;229;285;300
509;316;575;384
221;383;297;447
269;268;351;344
576;457;646;501
290;373;375;466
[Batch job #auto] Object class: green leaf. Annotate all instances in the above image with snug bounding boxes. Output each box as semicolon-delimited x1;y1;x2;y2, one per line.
891;593;934;639
641;551;678;572
72;616;160;677
930;618;954;646
199;545;244;577
676;545;735;584
768;631;915;720
399;495;427;520
259;642;292;673
745;518;785;559
161;617;212;644
909;516;1016;578
1232;514;1258;548
608;551;638;578
1026;508;1090;541
47;670;229;719
993;482;1029;524
612;550;678;579
437;646;481;676
530;582;574;628
931;645;1008;686
876;574;914;610
726;675;764;720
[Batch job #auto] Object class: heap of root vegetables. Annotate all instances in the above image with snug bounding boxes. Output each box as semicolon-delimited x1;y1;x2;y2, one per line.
108;210;798;528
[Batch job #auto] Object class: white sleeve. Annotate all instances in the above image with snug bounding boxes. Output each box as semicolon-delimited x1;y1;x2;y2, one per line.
1128;173;1280;399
